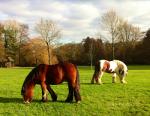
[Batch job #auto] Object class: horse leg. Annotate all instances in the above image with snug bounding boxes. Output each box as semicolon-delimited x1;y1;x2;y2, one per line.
112;73;116;83
120;76;127;84
47;84;57;101
73;85;81;103
91;71;97;84
91;71;99;84
91;71;101;84
96;71;103;84
41;82;48;102
65;84;74;102
91;73;95;84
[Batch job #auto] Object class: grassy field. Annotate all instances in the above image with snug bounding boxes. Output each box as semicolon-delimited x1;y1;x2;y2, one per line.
0;65;150;116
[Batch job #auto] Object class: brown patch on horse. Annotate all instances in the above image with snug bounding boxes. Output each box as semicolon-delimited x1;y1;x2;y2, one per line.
102;61;112;73
118;64;124;75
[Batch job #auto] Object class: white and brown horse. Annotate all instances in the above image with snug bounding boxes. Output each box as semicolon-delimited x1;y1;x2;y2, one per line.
91;60;128;84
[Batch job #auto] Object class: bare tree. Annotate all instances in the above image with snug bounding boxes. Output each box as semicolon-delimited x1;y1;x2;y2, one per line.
18;24;29;65
130;26;141;47
117;20;141;47
113;18;141;61
101;9;120;59
90;38;93;69
35;18;61;64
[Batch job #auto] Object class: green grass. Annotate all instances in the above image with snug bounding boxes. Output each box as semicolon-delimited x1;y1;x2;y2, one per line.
0;66;150;116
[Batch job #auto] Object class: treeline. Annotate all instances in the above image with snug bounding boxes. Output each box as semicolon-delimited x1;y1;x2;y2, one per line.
0;19;59;67
0;19;150;66
55;31;150;65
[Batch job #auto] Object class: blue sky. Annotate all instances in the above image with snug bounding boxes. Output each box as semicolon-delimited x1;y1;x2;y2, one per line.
0;0;150;43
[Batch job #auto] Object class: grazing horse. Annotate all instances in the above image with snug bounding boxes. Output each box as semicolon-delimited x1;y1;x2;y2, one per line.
21;62;81;103
91;60;128;84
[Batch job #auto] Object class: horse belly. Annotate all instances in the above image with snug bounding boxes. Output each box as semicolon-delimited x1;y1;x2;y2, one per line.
105;69;114;73
47;68;64;85
50;75;64;85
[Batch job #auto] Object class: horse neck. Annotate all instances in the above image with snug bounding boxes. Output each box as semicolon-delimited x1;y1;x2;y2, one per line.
21;80;33;95
22;80;35;93
22;77;34;89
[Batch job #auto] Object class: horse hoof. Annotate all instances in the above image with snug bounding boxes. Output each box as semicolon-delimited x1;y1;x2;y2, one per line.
41;99;48;102
112;82;116;84
76;100;81;103
24;101;30;104
52;96;57;102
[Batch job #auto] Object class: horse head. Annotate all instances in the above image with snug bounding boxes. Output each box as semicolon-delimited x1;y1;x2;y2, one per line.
21;81;34;103
21;67;37;103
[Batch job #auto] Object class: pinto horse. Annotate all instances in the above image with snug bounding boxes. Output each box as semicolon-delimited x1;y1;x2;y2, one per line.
91;60;128;84
21;62;81;103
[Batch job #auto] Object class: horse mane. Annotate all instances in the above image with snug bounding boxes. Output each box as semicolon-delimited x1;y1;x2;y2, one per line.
21;66;39;95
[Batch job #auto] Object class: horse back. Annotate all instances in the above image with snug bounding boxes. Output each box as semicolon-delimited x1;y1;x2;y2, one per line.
41;63;77;85
61;62;77;82
100;60;115;73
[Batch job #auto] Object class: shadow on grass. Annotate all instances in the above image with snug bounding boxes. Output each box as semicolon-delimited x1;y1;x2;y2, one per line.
0;97;76;104
0;97;22;103
80;82;113;85
32;99;77;104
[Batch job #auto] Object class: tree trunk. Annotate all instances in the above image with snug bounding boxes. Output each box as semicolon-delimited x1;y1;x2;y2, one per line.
46;42;51;65
18;44;21;66
112;36;115;60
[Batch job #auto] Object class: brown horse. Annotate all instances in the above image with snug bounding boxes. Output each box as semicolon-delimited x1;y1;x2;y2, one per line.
21;62;81;103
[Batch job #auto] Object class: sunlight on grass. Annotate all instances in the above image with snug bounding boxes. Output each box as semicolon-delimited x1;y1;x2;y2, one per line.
0;66;150;115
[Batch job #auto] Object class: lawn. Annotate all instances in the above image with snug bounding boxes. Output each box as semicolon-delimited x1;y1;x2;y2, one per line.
0;65;150;116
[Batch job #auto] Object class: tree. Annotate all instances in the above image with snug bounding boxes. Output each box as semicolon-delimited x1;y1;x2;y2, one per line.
54;43;80;63
1;20;29;66
82;37;105;66
0;23;5;65
0;23;4;40
116;19;141;62
3;20;20;59
20;37;58;66
35;18;61;64
101;9;120;60
117;20;141;46
17;24;29;66
141;28;150;64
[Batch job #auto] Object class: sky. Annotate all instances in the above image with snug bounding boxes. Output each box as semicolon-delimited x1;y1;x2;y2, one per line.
0;0;150;43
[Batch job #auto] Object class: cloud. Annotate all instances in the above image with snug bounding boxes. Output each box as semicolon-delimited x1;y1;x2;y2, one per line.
0;0;150;43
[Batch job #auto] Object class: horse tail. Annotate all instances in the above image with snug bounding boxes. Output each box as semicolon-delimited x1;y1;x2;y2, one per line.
21;66;39;95
95;60;100;72
75;65;80;88
74;64;81;102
